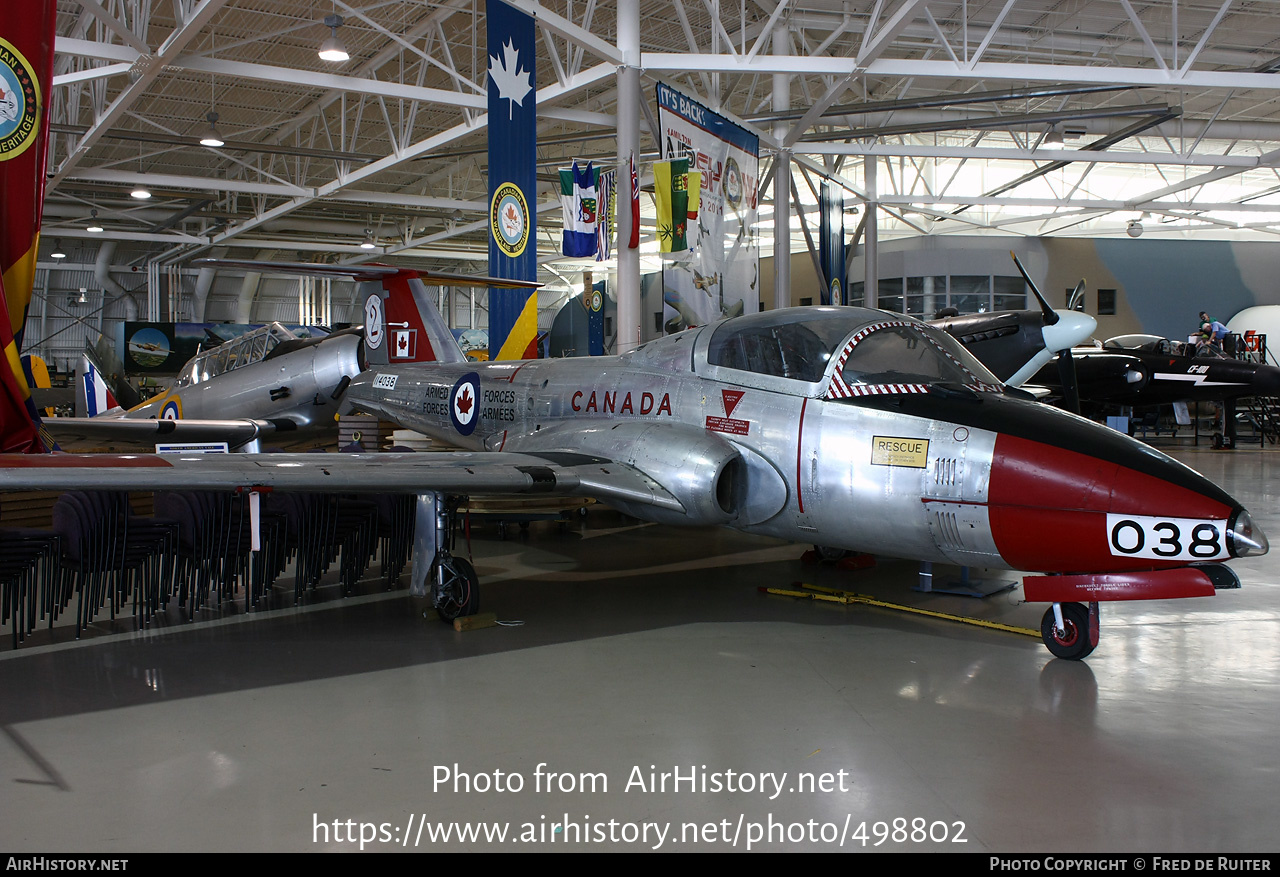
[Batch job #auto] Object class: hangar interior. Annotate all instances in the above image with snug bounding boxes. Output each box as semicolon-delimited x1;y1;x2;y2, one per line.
4;0;1280;854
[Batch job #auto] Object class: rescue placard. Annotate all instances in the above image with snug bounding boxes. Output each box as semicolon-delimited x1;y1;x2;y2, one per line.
871;436;929;468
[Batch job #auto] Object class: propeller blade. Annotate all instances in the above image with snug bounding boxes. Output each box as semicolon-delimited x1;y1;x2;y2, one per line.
1057;348;1082;415
1011;251;1058;326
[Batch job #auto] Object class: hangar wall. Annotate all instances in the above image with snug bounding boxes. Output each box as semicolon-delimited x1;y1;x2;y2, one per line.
844;235;1280;341
28;236;1280;372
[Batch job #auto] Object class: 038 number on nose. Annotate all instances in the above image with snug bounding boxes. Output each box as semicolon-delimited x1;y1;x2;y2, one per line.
1106;514;1228;561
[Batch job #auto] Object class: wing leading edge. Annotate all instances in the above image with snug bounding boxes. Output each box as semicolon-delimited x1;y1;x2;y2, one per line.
0;451;684;513
40;417;282;448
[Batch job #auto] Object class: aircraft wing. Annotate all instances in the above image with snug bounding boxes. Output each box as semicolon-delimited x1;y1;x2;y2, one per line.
1018;385;1054;400
41;417;284;449
0;451;685;512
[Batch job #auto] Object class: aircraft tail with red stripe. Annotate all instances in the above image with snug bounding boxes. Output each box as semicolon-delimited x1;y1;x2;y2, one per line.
365;272;467;366
75;354;123;418
187;259;539;368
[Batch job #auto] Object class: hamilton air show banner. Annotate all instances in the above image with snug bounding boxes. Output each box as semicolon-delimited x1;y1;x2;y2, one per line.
0;0;56;452
487;0;538;359
656;83;759;331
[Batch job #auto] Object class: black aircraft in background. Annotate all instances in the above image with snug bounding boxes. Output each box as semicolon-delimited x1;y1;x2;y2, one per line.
1030;334;1280;447
1032;334;1280;405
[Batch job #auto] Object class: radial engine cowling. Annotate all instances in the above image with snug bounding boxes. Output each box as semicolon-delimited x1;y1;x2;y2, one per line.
527;421;744;526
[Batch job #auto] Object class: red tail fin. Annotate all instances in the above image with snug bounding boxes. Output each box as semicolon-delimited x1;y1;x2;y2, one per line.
365;273;466;366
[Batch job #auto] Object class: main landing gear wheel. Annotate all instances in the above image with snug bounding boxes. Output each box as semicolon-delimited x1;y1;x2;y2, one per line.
1040;602;1097;660
430;555;479;624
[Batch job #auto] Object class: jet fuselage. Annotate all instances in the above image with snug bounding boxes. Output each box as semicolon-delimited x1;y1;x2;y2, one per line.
347;308;1261;575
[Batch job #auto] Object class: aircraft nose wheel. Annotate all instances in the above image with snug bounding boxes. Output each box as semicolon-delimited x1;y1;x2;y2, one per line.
429;554;480;623
1039;602;1098;660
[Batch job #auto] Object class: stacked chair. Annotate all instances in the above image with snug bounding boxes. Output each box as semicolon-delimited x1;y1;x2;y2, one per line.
374;446;418;588
0;525;61;647
153;491;290;617
5;442;421;648
51;490;178;638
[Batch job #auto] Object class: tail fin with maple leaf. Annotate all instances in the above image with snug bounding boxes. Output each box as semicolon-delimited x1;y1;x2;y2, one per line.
373;273;469;366
370;268;538;366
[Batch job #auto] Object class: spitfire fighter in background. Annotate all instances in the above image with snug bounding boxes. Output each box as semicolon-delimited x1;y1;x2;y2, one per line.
0;265;1268;660
930;254;1095;389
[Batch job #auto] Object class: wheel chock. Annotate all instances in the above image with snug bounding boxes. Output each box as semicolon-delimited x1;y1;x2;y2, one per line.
453;611;499;632
799;550;876;569
836;554;876;571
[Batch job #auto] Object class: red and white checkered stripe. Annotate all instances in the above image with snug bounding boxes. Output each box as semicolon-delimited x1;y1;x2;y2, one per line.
826;378;929;399
831;320;915;374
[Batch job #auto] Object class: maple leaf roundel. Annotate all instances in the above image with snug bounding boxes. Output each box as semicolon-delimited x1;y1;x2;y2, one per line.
449;372;482;436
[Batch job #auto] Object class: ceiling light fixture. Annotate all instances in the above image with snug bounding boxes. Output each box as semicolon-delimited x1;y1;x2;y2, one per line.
50;239;66;259
1044;126;1064;146
1126;219;1144;238
201;28;226;148
131;142;150;199
318;14;349;62
199;111;224;148
78;288;88;304
86;209;103;233
360;229;377;250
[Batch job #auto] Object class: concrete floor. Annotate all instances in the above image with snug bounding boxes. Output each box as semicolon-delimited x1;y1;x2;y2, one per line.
1;444;1278;853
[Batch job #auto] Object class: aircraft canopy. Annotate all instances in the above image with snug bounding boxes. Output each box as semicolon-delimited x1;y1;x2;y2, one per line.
702;307;1001;397
176;322;327;387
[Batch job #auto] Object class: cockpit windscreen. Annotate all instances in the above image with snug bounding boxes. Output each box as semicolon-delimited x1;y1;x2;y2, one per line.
837;323;1003;390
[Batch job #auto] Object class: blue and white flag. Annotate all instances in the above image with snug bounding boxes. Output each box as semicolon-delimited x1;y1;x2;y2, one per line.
559;161;598;258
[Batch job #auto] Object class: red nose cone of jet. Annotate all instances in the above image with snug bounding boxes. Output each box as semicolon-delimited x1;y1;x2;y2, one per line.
988;433;1264;573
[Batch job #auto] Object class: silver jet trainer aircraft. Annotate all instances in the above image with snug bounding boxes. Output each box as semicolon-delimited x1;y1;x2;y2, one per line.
0;263;1268;660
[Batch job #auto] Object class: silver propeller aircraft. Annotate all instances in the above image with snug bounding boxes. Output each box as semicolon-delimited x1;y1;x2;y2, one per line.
47;266;535;450
57;321;363;450
0;263;1268;660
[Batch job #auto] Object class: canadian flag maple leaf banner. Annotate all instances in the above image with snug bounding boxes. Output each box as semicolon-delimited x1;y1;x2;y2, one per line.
486;0;538;361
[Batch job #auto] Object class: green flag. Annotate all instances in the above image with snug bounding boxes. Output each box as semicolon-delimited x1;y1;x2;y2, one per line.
654;159;690;252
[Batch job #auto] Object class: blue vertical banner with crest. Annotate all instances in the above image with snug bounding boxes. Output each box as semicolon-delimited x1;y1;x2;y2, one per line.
818;181;846;306
587;280;606;356
487;0;538;359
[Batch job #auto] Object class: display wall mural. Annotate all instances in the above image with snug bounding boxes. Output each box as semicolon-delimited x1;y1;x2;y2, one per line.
1089;239;1256;340
117;322;324;374
656;82;759;331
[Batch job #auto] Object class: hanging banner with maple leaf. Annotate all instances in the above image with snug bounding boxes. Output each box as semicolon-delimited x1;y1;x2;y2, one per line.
486;0;538;360
656;83;759;332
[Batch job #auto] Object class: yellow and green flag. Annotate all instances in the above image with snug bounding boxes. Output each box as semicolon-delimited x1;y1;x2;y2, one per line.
654;159;690;252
